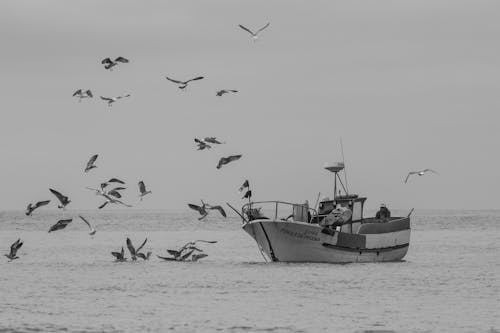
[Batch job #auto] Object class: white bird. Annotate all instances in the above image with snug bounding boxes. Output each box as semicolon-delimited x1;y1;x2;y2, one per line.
84;154;98;173
79;215;96;236
100;94;131;107
138;181;152;201
165;76;204;89
404;169;439;183
73;89;93;102
101;57;129;70
238;23;270;41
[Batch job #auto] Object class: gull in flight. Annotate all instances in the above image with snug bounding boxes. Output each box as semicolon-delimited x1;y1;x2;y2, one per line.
165;76;204;89
404;169;439;183
84;154;98;173
25;200;51;216
79;215;96;236
216;89;238;97
238;22;270;41
48;219;73;233
194;138;211;150
216;155;242;169
49;188;71;209
204;137;225;145
207;205;227;218
101;57;129;70
138;181;152;201
107;178;126;185
126;237;148;261
73;89;93;102
100;94;131;107
111;246;126;262
188;201;209;220
5;239;23;261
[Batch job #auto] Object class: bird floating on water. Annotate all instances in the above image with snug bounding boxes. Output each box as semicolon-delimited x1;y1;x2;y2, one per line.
5;239;23;261
126;237;148;261
204;137;225;145
216;155;242;169
100;94;131;107
48;219;73;233
49;188;71;209
138;181;151;201
101;57;129;70
79;215;96;236
111;247;126;262
165;76;204;89
238;22;270;41
216;89;238;97
158;240;216;261
25;200;50;216
73;89;93;102
84;154;98;173
404;169;439;183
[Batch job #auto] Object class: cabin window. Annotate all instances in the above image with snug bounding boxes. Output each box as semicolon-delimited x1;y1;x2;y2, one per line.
352;201;363;221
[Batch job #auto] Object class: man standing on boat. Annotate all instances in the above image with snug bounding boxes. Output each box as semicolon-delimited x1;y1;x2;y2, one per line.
376;203;391;219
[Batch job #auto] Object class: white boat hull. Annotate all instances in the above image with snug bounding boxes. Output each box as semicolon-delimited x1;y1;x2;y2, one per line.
243;219;410;263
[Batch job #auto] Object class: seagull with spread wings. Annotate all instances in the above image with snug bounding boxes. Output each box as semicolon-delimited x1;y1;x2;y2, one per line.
165;76;204;89
5;239;23;261
79;215;96;236
48;219;73;233
216;155;242;169
100;94;131;107
126;237;147;261
138;181;151;201
111;246;126;262
101;57;129;70
49;188;71;209
404;169;439;183
206;204;227;218
188;201;209;220
238;22;270;41
84;154;98;173
25;200;51;216
216;89;238;97
73;89;93;102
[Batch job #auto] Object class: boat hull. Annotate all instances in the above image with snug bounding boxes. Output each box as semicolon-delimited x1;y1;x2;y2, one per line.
243;219;410;263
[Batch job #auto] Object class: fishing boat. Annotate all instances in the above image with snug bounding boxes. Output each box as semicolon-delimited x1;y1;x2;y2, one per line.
237;163;411;263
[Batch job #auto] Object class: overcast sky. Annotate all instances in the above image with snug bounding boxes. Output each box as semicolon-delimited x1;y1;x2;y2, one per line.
1;0;499;211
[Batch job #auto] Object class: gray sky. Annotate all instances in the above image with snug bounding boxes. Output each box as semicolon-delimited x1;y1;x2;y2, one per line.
1;0;499;210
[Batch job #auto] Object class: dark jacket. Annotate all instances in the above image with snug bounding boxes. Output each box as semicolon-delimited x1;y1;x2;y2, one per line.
376;207;391;219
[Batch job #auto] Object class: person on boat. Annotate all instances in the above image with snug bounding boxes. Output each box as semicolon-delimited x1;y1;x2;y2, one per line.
375;203;391;219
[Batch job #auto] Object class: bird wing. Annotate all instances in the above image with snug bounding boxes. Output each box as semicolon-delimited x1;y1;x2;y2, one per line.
194;240;217;244
180;249;195;261
111;251;121;259
85;154;98;170
167;249;181;257
101;58;112;64
136;253;146;260
192;253;208;261
114;56;129;63
49;188;67;204
216;157;226;169
35;200;51;208
229;90;238;93
188;203;201;212
10;239;22;256
100;96;113;102
228;155;242;162
136;238;148;253
209;205;227;218
73;89;82;96
98;201;109;209
423;169;439;174
194;138;203;144
126;238;136;255
114;198;133;207
157;255;177;261
78;215;92;230
110;187;126;192
186;76;204;83
404;172;416;183
85;90;93;97
165;77;183;84
256;22;270;34
238;24;255;35
108;178;125;184
108;190;122;198
138;181;146;194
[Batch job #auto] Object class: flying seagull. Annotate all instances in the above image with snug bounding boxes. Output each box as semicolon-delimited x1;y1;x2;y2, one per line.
79;215;96;236
5;239;23;261
138;181;151;201
216;155;242;169
73;89;93;102
48;219;73;233
25;200;50;216
111;247;126;262
85;154;98;173
100;94;131;107
49;188;71;209
101;57;129;70
404;169;439;183
238;22;270;41
107;178;126;184
188;201;209;220
216;89;238;97
126;237;147;261
204;137;225;144
165;76;204;89
207;204;227;218
194;138;211;150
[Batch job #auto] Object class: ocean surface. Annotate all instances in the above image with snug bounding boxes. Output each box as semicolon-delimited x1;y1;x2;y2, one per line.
0;209;499;333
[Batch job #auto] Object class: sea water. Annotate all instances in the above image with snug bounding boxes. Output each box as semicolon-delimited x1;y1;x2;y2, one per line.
0;209;499;333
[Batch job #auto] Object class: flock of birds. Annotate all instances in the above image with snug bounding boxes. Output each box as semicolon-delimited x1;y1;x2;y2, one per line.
4;23;271;262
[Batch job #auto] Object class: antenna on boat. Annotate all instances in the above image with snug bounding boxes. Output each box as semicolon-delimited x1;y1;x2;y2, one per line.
340;138;349;195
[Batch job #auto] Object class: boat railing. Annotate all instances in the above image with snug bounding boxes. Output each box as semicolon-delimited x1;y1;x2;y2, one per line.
241;201;318;223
